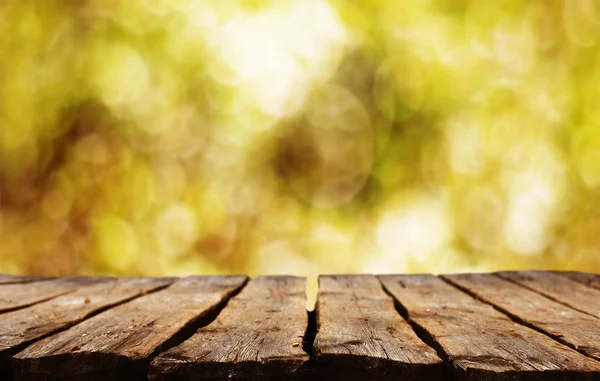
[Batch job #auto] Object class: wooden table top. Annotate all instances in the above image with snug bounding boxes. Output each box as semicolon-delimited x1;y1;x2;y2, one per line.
1;271;599;380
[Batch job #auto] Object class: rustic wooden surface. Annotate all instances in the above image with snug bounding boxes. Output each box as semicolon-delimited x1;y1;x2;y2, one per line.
560;271;600;290
380;274;600;380
0;277;171;379
150;276;309;381
498;271;600;319
0;277;108;313
313;275;443;380
14;276;246;381
0;275;49;285
0;271;599;381
443;273;600;361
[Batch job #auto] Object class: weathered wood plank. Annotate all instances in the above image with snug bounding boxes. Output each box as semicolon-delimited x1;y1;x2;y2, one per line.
443;273;600;361
1;277;172;378
380;274;600;381
312;275;443;381
149;276;309;381
497;271;600;319
0;275;49;285
557;271;600;291
0;277;106;313
14;276;246;381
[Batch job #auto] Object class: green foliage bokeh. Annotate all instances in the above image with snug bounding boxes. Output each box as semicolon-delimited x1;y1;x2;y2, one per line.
1;0;599;278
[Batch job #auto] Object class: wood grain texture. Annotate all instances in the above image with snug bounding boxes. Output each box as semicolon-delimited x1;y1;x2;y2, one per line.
150;276;309;381
313;275;443;381
0;277;106;313
557;271;600;291
1;277;172;378
380;274;600;381
497;271;600;319
443;273;600;361
0;275;49;285
14;276;246;381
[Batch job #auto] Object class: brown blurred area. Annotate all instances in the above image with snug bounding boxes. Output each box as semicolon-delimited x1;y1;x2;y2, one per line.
1;0;599;279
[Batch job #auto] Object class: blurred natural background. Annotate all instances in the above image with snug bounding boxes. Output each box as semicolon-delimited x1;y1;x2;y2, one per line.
1;0;599;279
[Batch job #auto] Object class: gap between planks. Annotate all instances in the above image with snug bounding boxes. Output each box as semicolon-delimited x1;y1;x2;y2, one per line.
12;276;248;381
557;271;600;291
378;277;450;366
379;274;600;380
0;275;52;286
0;278;175;379
0;277;110;314
440;273;600;362
149;276;311;381
497;271;600;320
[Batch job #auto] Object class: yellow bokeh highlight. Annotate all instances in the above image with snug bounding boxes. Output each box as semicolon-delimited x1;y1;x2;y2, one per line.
0;0;599;278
